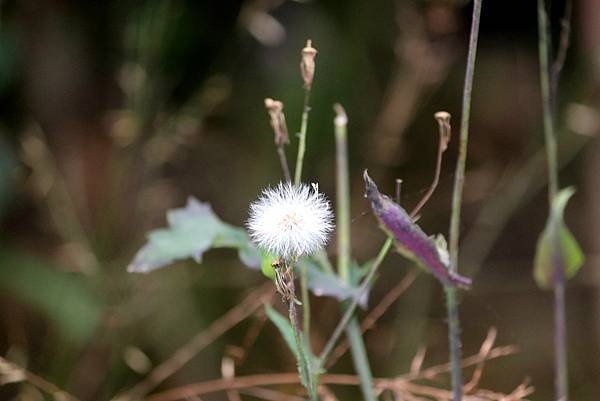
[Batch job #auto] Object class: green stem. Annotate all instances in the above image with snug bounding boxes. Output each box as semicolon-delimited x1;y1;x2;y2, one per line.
538;1;569;400
293;85;314;395
333;104;377;401
287;268;317;401
537;0;559;201
446;1;482;401
318;237;393;366
294;90;312;186
300;262;311;346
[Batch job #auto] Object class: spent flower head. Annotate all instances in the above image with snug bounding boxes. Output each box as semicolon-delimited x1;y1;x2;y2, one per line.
247;182;334;260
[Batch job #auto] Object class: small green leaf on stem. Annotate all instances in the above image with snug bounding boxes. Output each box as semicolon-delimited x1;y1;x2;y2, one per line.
533;187;584;289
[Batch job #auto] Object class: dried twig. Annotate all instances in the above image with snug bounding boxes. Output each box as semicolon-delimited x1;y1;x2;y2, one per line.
240;387;307;401
464;328;497;393
0;356;81;401
146;341;521;401
113;283;274;401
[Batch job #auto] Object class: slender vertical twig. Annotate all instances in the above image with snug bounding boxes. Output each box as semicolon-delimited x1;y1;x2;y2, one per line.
286;262;317;401
292;40;318;371
294;40;317;186
333;103;377;401
537;0;559;201
446;2;482;401
538;1;571;399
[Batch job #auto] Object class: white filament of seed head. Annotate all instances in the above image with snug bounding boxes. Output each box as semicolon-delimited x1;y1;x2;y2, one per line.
247;182;334;260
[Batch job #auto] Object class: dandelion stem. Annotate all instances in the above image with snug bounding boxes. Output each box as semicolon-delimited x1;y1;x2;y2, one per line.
294;90;312;186
446;1;482;401
300;262;311;345
287;264;317;401
538;0;571;399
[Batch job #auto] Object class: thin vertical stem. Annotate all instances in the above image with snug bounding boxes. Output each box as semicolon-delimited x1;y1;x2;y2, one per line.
334;104;351;282
538;1;569;400
334;104;377;401
286;266;317;401
537;0;559;201
446;1;482;401
554;276;568;401
293;45;315;381
294;90;312;186
300;263;311;343
277;146;292;183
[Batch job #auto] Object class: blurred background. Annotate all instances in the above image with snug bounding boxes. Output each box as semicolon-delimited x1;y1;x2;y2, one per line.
1;0;599;400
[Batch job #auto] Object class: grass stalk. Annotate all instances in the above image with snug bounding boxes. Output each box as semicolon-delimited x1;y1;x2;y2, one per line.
334;104;377;401
538;1;570;400
446;1;482;401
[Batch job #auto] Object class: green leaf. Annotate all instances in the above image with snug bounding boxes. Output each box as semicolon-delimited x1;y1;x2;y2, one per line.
128;197;261;273
260;252;277;281
0;250;102;346
265;305;300;360
265;305;316;386
533;187;585;289
301;258;369;308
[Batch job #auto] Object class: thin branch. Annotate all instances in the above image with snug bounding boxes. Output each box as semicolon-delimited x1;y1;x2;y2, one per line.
446;2;483;401
113;283;274;401
411;111;451;218
145;342;521;401
294;40;317;185
0;356;81;401
464;327;497;393
240;387;308;401
550;0;573;112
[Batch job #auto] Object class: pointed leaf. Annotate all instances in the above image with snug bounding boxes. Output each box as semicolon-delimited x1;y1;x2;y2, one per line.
128;197;260;272
533;187;585;289
363;171;471;289
265;305;315;387
300;259;369;308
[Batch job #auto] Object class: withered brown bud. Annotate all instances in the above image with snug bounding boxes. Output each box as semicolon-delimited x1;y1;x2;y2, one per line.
434;111;451;152
300;39;318;90
264;98;289;147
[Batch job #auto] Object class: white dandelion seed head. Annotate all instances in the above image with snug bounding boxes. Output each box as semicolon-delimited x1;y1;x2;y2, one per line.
247;182;334;260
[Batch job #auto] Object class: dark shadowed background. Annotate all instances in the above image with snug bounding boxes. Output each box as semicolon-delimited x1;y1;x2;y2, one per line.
1;0;599;400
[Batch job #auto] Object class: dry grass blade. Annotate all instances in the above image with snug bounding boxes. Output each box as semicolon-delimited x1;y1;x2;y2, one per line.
409;345;427;377
464;327;498;393
113;283;274;401
222;356;242;401
240;387;307;401
318;385;339;401
0;356;81;401
146;338;522;401
400;344;518;381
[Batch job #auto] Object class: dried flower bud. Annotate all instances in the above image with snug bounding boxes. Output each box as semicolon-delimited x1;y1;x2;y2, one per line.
434;111;451;152
300;39;318;90
264;98;289;147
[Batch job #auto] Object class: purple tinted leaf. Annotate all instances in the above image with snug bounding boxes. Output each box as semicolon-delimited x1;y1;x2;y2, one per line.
363;171;471;289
